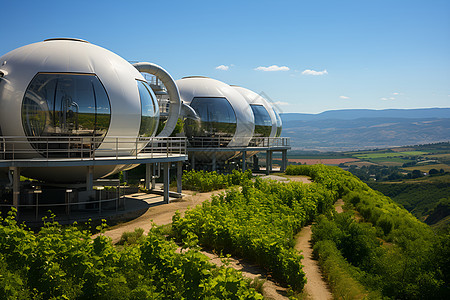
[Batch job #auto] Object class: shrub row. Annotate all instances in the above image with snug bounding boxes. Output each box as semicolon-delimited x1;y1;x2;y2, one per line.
0;210;263;299
295;164;450;299
172;177;336;290
182;169;252;192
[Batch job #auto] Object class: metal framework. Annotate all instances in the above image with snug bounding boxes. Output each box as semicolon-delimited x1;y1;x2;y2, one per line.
187;136;290;173
0;136;188;222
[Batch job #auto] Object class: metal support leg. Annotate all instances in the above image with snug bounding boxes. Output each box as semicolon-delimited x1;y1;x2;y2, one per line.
242;151;247;172
151;164;156;190
266;151;270;175
253;155;259;171
269;151;273;173
86;166;94;206
281;150;287;172
212;153;216;171
10;167;20;216
145;163;151;190
163;162;170;204
177;161;182;194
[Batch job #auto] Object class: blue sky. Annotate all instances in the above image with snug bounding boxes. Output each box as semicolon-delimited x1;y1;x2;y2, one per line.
1;0;449;113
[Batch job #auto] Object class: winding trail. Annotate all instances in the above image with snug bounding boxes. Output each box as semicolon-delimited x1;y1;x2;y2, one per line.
294;198;345;300
294;225;332;300
97;175;344;299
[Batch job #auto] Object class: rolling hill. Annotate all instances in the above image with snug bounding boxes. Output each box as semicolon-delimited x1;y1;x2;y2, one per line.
281;108;450;151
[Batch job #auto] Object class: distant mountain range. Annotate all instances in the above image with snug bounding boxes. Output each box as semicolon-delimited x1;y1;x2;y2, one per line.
281;108;450;151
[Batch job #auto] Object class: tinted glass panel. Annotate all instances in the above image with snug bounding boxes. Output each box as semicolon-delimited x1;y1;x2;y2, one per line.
137;80;159;137
185;97;237;146
273;108;282;137
250;104;272;137
22;73;111;156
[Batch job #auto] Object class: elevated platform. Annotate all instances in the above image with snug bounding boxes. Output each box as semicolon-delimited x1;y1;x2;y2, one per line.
0;136;188;220
187;137;290;173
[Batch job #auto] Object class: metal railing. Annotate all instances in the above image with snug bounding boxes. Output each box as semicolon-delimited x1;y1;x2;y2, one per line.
0;136;187;160
186;136;290;148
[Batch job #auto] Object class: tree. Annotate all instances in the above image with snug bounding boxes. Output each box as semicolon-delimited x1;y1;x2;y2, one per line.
429;168;439;175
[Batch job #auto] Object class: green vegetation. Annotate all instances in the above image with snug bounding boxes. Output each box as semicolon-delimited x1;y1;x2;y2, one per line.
368;179;450;228
0;210;262;299
182;169;252;192
174;171;337;291
286;165;449;299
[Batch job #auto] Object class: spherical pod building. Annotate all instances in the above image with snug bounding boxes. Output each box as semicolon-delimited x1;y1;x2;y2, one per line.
0;38;160;182
232;86;277;139
176;76;255;163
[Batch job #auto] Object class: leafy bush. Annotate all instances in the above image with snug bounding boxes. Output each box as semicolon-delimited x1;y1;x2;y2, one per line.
182;169;252;192
302;165;450;299
173;177;336;290
0;209;263;299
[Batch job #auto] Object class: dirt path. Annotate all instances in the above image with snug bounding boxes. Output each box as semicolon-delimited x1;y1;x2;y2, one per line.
294;199;345;300
294;225;333;300
98;175;333;299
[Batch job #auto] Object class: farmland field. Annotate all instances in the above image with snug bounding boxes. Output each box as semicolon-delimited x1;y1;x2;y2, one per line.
402;163;450;172
286;158;360;165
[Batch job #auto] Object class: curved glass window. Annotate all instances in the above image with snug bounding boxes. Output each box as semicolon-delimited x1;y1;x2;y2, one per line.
185;97;237;147
273;108;282;137
250;104;272;137
137;80;159;137
22;73;111;156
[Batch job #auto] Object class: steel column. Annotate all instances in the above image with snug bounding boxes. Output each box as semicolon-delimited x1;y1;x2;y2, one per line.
163;162;170;204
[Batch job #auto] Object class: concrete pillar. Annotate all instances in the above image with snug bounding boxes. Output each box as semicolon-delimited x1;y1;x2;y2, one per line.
191;155;196;170
145;163;151;190
163;162;170;204
123;171;128;183
10;167;20;213
242;151;247;172
281;150;287;172
177;161;183;194
265;151;270;175
212;152;216;171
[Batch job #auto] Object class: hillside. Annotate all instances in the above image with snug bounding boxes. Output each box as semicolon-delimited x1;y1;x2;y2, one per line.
281;108;450;151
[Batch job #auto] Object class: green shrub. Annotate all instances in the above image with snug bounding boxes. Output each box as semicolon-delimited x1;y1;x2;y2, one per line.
0;209;263;299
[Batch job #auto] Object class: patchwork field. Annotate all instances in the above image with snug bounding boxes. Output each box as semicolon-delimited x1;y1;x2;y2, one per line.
286;158;360;165
403;163;450;173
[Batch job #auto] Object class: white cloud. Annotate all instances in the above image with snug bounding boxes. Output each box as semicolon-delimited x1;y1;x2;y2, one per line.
389;97;396;100
254;65;290;72
392;92;400;95
215;65;229;71
301;69;328;76
380;97;388;100
274;101;289;106
339;96;350;100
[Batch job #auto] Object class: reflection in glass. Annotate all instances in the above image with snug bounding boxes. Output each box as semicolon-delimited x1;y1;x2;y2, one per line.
21;73;111;156
273;108;282;137
185;97;237;147
250;104;272;137
137;80;159;137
